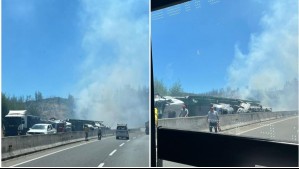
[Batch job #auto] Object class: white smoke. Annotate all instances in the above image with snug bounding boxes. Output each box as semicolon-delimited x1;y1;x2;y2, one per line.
227;0;298;111
74;0;149;128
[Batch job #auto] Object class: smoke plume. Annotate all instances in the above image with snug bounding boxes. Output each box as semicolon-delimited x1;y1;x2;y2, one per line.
74;0;149;128
227;0;298;111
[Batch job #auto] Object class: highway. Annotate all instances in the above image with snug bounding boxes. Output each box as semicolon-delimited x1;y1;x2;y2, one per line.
2;116;297;167
223;116;298;144
2;132;149;167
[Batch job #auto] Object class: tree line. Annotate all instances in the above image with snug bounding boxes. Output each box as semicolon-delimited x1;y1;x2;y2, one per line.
154;78;298;100
154;78;184;96
2;91;76;121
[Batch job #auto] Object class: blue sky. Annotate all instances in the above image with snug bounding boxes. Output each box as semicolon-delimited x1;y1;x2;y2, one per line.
2;0;150;127
152;0;298;94
2;0;149;99
2;0;83;98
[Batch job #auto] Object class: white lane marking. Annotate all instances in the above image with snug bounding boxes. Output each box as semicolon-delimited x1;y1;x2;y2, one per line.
109;149;117;156
119;143;125;147
237;116;298;135
98;163;105;167
127;140;130;142
10;139;99;167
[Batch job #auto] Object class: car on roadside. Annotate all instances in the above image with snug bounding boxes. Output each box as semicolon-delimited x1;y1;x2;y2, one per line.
116;124;129;140
26;124;57;135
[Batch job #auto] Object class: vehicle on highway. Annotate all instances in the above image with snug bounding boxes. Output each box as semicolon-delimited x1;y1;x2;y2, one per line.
65;122;72;132
155;95;185;118
85;124;96;130
26;124;57;135
145;121;149;135
48;120;66;133
262;106;272;112
236;102;251;113
65;119;98;131
116;124;129;140
4;110;41;136
213;103;234;114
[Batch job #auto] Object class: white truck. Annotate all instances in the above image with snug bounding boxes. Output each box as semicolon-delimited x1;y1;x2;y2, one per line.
4;110;40;136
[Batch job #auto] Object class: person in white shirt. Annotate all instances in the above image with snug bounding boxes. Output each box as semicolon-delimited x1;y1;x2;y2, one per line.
179;105;189;117
207;106;219;133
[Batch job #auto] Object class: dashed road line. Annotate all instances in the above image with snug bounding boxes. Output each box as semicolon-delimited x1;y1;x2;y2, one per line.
98;163;105;167
119;143;125;147
109;149;117;156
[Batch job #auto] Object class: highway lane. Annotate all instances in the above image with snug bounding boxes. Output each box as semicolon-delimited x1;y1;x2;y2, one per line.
2;132;149;167
223;116;298;144
103;134;150;167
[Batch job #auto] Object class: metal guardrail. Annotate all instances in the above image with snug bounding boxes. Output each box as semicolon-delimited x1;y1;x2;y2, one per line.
157;127;298;167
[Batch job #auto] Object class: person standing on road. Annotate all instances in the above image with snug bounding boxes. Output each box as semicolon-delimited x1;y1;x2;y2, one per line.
207;106;219;133
179;105;189;117
214;107;222;132
84;124;89;141
98;127;102;140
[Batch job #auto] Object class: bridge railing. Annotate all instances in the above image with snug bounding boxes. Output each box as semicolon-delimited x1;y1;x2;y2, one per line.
157;127;298;167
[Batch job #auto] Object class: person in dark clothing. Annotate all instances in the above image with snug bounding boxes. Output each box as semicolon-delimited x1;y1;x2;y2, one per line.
98;127;102;140
84;124;89;141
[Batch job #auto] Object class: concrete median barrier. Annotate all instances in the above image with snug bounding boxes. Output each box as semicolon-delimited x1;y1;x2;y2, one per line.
158;111;298;132
2;129;116;160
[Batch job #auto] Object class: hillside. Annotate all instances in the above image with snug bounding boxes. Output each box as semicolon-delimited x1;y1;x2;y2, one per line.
25;97;75;120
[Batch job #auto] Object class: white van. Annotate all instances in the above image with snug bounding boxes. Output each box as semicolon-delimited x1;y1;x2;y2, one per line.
116;124;129;140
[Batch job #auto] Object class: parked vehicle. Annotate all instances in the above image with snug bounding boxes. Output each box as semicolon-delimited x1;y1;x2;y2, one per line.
26;124;57;135
4;110;40;136
48;120;66;133
65;122;72;132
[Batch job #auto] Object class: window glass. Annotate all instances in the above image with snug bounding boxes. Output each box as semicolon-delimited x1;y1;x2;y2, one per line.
152;0;298;144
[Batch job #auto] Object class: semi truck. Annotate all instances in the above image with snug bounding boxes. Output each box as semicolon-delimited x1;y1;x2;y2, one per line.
4;110;40;136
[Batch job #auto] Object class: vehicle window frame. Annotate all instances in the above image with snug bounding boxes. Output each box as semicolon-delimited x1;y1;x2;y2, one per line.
151;0;298;167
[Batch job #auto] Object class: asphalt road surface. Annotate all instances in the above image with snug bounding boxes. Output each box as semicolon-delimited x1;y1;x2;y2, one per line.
223;116;298;144
2;132;149;167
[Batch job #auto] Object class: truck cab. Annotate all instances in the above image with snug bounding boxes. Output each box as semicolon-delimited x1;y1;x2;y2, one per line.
4;110;40;136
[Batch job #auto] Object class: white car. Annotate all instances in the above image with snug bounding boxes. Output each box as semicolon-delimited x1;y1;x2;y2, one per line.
27;124;57;135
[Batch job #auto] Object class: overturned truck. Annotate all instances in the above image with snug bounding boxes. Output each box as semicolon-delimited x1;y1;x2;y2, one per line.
155;95;272;119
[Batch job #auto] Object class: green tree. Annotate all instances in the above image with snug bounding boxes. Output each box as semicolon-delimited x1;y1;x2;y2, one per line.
35;91;43;101
2;93;9;119
169;81;184;96
2;93;26;119
154;78;168;96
